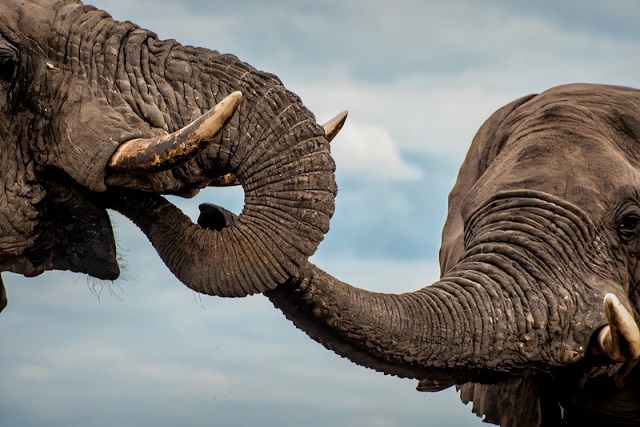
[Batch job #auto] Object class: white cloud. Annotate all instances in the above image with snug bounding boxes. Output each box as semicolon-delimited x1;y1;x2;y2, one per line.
6;1;640;427
93;0;239;48
331;120;423;182
312;255;441;293
14;364;52;380
296;76;510;167
344;417;401;427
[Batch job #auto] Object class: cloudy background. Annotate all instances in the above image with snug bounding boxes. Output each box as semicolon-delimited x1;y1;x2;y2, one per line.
2;1;640;426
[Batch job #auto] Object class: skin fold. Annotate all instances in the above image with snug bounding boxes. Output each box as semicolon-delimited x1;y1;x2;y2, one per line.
3;2;640;426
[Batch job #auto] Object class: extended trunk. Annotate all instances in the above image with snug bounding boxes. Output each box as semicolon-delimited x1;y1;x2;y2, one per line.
266;262;592;388
266;192;614;386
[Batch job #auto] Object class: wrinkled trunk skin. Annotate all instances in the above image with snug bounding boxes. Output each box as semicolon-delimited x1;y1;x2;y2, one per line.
266;191;622;426
0;0;335;293
261;85;640;426
68;6;338;296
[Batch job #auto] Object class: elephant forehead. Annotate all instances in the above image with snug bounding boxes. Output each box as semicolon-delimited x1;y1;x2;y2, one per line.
465;134;638;219
0;0;55;36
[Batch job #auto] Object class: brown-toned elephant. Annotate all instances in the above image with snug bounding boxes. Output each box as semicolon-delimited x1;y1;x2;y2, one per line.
200;84;640;426
0;0;341;311
3;2;640;427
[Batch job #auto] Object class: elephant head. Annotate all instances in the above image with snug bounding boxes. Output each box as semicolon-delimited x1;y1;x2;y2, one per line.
0;0;342;311
194;83;640;426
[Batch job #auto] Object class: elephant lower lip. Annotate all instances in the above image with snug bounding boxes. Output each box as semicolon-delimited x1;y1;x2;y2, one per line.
33;174;121;280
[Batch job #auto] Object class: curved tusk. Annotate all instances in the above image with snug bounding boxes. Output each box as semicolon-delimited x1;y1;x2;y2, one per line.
322;110;348;143
596;293;640;362
108;91;243;173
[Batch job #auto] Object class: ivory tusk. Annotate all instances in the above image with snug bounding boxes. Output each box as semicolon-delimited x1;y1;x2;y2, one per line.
322;110;348;143
108;91;243;173
596;293;640;362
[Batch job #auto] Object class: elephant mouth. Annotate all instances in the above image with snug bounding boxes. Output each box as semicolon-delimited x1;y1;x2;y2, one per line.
1;169;121;281
38;175;210;283
40;165;229;282
20;93;245;281
25;91;341;299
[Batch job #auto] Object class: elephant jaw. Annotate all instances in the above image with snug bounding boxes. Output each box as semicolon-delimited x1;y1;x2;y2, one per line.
0;93;244;283
0;177;121;281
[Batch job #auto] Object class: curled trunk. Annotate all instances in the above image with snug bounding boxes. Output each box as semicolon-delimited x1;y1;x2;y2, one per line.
104;81;336;296
80;8;338;296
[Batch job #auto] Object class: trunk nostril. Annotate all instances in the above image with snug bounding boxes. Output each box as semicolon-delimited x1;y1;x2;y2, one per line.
198;203;236;231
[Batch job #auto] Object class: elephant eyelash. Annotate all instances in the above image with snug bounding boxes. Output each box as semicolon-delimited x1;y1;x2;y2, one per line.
615;201;640;244
617;215;640;243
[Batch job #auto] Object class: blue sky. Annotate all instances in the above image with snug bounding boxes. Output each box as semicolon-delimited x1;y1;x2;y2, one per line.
2;1;640;426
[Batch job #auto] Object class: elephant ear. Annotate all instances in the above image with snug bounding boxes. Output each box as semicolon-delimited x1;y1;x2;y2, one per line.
439;93;536;275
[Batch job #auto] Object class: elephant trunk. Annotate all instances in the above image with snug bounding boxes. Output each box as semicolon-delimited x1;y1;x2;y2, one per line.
266;191;615;385
105;88;335;297
96;15;336;296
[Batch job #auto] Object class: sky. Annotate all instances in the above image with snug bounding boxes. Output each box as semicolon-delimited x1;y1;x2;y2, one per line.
2;1;640;426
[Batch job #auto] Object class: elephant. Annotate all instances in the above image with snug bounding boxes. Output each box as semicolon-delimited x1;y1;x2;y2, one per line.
3;2;640;427
194;84;640;427
0;0;344;313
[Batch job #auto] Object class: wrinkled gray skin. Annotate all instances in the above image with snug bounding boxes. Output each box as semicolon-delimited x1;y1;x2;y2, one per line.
255;84;640;426
0;0;335;304
3;2;640;427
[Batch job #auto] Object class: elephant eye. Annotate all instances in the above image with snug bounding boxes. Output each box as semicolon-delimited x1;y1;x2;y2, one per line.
0;43;18;82
617;213;640;243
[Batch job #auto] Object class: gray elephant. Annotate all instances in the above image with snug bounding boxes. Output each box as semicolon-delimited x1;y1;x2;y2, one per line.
197;84;640;426
0;0;344;313
3;2;640;427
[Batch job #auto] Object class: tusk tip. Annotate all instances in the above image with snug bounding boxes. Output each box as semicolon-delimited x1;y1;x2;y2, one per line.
604;293;634;328
604;292;619;307
205;91;243;128
222;91;243;109
598;293;640;362
322;110;348;143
